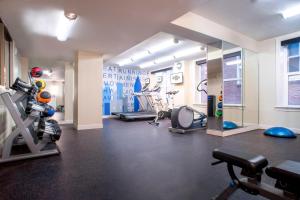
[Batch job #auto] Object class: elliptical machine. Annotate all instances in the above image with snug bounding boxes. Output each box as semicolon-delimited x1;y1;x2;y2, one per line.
169;79;207;133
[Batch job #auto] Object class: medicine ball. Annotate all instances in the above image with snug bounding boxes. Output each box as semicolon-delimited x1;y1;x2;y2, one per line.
217;102;223;109
35;79;46;91
44;105;55;117
218;95;223;102
37;91;51;104
31;67;43;78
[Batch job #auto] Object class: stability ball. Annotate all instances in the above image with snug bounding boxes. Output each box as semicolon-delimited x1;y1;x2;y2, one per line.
264;127;296;138
223;121;238;130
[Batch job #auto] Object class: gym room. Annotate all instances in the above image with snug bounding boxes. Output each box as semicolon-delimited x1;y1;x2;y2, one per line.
0;0;300;200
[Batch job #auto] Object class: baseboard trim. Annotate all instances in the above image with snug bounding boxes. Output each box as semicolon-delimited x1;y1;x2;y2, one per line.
207;129;223;137
103;115;118;119
222;125;259;137
207;125;259;137
58;120;73;125
259;124;300;134
75;123;103;130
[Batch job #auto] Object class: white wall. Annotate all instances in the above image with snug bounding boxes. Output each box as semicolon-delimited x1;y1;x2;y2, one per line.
172;12;258;52
19;57;29;81
47;81;65;108
259;35;300;131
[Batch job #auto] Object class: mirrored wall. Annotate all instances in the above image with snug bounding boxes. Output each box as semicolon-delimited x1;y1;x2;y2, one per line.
206;40;259;133
222;41;259;131
222;42;243;129
207;41;223;131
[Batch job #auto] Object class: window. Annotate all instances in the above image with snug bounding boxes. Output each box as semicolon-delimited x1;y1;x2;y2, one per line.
280;38;300;106
195;60;207;104
223;52;242;105
199;63;207;104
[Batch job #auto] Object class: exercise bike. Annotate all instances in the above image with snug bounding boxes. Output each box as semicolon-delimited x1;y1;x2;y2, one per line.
148;83;164;126
148;83;179;126
155;90;179;120
169;79;207;133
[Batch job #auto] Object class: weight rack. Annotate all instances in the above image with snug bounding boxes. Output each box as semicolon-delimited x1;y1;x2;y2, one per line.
0;90;60;164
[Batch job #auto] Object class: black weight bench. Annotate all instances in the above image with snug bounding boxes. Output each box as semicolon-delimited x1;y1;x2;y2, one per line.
212;148;300;200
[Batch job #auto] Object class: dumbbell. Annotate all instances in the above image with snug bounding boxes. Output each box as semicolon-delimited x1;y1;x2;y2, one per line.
11;78;38;96
26;101;55;117
37;119;61;142
37;120;61;141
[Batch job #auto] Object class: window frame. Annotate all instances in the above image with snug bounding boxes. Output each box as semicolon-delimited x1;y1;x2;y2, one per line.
194;60;207;105
276;33;300;108
223;51;243;106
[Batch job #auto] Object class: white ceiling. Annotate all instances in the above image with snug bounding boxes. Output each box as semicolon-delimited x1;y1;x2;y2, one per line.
0;0;300;64
192;0;300;41
0;0;208;63
107;32;206;70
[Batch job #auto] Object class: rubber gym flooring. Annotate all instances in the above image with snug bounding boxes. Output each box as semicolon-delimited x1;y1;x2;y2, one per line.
1;119;300;200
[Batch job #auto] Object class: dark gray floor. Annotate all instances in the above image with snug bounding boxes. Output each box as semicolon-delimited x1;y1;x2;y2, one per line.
1;119;300;200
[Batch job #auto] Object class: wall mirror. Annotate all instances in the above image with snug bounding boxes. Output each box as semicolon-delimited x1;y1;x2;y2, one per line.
222;41;243;130
207;41;223;131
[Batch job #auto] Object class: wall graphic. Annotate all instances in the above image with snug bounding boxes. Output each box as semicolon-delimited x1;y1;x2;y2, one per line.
102;66;149;115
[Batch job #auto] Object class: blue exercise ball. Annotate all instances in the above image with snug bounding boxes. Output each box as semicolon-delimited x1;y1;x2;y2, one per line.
218;102;222;109
223;121;238;130
264;127;297;138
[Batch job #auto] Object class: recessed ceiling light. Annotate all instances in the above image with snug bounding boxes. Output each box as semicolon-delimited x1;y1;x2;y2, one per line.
139;46;201;69
155;56;174;64
65;12;78;20
56;11;78;41
174;46;201;59
131;51;150;62
281;5;300;19
140;61;154;69
117;58;132;66
148;39;179;54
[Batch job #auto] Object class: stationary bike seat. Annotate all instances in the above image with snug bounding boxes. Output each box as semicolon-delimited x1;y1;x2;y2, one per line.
266;160;300;185
213;148;268;173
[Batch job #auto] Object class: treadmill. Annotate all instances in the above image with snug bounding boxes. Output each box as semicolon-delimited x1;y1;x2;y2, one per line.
111;82;157;121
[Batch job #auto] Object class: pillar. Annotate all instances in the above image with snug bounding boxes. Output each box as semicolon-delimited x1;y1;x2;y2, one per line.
74;51;103;130
64;62;74;123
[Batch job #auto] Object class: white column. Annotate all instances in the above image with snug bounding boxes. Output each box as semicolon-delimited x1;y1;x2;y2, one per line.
74;51;103;130
64;62;74;123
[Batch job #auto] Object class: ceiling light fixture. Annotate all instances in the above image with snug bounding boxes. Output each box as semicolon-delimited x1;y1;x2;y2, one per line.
140;61;155;69
65;12;78;20
131;51;151;62
56;11;78;41
155;55;175;64
174;46;201;59
281;4;300;19
139;46;202;69
117;58;132;66
148;39;179;54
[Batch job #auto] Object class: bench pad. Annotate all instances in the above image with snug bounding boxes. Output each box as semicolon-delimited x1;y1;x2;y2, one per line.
213;148;268;173
266;160;300;184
